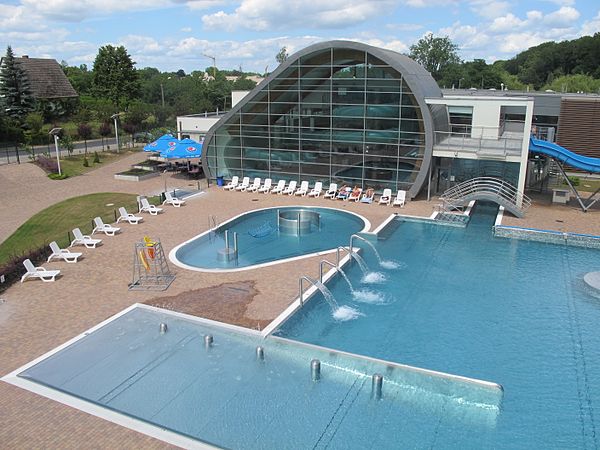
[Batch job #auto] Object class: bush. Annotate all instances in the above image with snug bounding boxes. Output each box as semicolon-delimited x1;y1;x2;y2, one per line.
567;176;580;186
0;246;53;293
93;151;100;163
83;157;89;167
37;155;59;173
48;173;68;180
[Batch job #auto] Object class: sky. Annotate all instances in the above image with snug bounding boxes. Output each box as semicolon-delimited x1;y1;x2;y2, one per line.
1;0;599;74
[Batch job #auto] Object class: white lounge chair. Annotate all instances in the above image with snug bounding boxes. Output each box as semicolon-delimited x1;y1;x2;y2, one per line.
21;259;60;283
223;176;239;190
295;181;309;196
308;182;323;198
117;207;143;225
379;188;392;205
92;217;121;236
348;187;362;202
282;180;297;195
235;177;250;191
271;180;286;194
70;228;102;249
393;190;406;207
47;241;81;263
258;178;272;193
163;191;185;207
360;189;375;204
323;183;338;200
140;198;163;215
246;177;261;193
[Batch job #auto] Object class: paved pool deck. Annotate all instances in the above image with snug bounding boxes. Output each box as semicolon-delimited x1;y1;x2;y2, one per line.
1;154;599;448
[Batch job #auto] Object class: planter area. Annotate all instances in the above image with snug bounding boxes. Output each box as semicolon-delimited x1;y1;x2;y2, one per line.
114;169;160;181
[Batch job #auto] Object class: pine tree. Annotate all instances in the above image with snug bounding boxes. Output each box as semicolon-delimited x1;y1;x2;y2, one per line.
0;46;35;120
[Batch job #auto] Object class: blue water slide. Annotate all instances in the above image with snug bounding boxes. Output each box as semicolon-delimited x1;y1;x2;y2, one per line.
529;136;600;173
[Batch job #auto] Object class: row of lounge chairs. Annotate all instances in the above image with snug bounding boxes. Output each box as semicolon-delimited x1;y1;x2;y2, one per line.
223;176;406;206
20;196;183;283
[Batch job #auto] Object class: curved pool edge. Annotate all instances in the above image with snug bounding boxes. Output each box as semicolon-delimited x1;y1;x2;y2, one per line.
168;205;371;273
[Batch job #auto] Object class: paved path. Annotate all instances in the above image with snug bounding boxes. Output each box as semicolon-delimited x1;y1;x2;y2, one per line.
0;152;200;243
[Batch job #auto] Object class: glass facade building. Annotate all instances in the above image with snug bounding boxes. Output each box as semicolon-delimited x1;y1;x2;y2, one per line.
203;41;447;197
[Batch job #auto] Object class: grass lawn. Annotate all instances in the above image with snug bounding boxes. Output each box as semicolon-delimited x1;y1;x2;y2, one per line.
562;177;600;192
58;149;141;178
0;193;141;265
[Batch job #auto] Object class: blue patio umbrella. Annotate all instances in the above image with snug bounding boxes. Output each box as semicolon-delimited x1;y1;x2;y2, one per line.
143;134;179;152
160;138;202;159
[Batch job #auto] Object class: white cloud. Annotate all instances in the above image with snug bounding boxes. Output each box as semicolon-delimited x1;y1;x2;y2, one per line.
468;0;511;19
202;0;397;31
580;10;600;36
385;23;424;32
543;6;580;28
181;27;192;32
488;13;526;33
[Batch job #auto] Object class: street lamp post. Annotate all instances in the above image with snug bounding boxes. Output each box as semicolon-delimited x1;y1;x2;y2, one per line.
49;128;62;176
111;113;121;153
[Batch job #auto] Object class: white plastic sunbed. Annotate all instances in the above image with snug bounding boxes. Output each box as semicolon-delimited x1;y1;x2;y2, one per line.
246;177;261;193
258;178;272;193
282;180;297;195
379;188;392;205
307;182;323;198
117;207;143;225
271;180;286;194
140;198;163;215
223;176;239;191
70;228;102;248
163;191;185;207
47;241;81;263
92;217;121;236
348;187;362;202
294;181;309;196
235;177;250;191
393;190;406;207
323;183;338;200
21;259;60;283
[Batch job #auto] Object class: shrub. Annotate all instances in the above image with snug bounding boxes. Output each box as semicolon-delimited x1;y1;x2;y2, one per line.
93;151;100;163
48;173;68;180
83;157;89;167
0;246;53;293
37;155;59;173
567;176;580;187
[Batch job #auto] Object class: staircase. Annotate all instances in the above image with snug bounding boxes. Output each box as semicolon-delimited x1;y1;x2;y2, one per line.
440;177;531;218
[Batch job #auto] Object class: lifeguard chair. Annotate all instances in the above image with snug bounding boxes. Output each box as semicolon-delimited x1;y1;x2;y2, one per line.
129;236;175;291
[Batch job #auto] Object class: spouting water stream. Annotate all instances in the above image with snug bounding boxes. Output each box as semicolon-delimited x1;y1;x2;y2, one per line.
358;238;401;269
350;252;369;274
308;277;362;321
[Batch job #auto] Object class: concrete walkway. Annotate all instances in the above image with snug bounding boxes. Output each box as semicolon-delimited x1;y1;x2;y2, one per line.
0;152;200;243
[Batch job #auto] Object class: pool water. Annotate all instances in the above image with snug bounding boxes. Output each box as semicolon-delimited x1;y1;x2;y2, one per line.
18;307;502;449
276;202;600;448
172;206;367;270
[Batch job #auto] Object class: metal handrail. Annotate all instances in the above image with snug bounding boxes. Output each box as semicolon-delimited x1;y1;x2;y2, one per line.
349;234;370;255
336;246;350;266
440;177;531;217
319;260;337;283
298;275;320;306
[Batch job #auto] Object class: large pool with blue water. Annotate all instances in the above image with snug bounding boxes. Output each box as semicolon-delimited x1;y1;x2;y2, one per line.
276;202;600;448
171;206;367;270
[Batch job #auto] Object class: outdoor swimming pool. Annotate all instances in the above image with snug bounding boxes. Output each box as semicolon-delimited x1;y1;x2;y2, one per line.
8;305;502;449
170;206;368;271
5;202;600;448
276;202;600;448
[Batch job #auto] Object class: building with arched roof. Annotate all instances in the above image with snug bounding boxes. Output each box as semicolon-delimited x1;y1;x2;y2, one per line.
201;40;450;198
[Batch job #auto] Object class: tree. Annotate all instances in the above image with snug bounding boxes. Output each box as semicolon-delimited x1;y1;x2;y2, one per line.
0;45;35;121
77;123;93;155
276;47;289;65
92;45;140;108
409;33;460;81
98;122;112;151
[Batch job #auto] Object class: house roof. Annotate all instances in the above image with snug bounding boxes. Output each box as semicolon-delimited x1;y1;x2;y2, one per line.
12;57;78;99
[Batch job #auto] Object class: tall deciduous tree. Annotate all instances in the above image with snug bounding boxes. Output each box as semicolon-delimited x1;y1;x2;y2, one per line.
0;45;35;120
92;45;139;108
409;33;460;81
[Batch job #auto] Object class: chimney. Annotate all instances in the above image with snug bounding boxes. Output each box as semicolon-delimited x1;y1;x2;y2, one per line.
21;55;29;58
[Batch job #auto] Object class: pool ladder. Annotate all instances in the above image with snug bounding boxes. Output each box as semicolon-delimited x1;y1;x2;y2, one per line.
208;215;219;242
